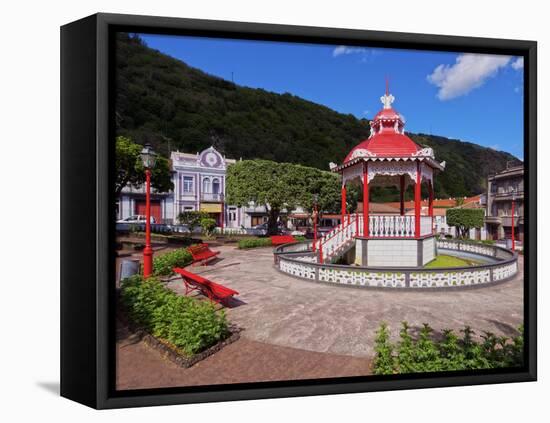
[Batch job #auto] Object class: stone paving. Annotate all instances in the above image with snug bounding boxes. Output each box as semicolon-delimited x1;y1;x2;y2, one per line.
165;245;524;358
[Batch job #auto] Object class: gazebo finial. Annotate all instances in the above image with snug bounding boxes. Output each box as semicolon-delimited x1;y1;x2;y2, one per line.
380;78;395;109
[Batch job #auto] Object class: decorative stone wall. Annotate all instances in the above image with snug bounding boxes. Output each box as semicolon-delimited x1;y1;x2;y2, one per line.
274;240;519;290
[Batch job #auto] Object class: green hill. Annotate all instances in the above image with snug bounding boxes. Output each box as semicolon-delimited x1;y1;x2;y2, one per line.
115;33;519;199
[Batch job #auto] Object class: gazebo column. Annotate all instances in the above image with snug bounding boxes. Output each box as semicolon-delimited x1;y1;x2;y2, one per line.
363;163;369;237
428;180;434;235
414;162;421;238
399;175;405;215
341;183;347;225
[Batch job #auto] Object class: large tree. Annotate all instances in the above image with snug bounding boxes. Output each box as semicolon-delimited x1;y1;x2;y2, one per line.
446;208;485;239
115;136;173;196
226;159;342;235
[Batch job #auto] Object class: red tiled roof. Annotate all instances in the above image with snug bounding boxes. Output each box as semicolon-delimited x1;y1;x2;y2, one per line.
386;194;482;210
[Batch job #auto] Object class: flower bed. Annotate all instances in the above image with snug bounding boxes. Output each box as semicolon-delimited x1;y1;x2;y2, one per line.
120;275;231;357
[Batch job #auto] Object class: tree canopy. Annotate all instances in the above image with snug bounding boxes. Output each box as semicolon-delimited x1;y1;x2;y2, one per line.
226;159;345;234
446;208;485;238
115;136;173;195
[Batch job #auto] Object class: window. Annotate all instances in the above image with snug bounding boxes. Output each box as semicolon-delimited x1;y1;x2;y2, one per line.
212;178;220;194
203;177;211;193
228;207;237;221
182;176;193;193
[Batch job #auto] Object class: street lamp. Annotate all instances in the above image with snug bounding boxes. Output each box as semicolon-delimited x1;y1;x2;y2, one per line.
312;194;318;253
219;192;225;235
140;144;157;278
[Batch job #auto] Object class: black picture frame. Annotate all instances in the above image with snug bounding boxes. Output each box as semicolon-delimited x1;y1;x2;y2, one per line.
60;12;537;409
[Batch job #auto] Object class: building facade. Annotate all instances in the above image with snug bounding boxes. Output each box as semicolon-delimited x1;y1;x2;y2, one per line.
485;163;524;242
118;146;273;229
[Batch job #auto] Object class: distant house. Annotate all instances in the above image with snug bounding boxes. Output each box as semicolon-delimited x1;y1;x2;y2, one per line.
485;163;524;242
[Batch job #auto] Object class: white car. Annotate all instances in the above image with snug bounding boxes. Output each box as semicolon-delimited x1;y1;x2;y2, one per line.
117;215;156;224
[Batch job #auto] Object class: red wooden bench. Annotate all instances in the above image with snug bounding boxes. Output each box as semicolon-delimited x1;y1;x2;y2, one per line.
187;243;220;266
173;267;239;304
270;235;297;246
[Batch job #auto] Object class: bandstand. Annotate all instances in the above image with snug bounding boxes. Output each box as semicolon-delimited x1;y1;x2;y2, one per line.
274;87;518;289
319;88;445;267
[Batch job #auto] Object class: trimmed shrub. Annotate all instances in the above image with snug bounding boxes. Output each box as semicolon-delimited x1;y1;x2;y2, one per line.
237;237;273;249
373;321;524;375
153;248;193;276
120;275;229;356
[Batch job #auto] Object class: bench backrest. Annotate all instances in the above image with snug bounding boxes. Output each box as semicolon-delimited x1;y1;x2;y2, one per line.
173;267;238;296
271;235;296;244
188;243;209;255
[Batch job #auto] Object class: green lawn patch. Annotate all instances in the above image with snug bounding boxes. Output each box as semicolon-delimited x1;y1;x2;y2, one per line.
425;254;478;268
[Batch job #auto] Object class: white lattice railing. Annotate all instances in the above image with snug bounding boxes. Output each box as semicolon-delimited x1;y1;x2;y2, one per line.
314;213;434;263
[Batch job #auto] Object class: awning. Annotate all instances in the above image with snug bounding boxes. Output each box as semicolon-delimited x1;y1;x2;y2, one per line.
200;203;222;213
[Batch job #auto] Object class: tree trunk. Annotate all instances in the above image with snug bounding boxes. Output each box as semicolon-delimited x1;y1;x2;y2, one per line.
267;207;280;236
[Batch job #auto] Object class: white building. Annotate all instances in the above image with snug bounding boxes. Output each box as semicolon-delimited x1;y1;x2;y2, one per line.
117;146;271;229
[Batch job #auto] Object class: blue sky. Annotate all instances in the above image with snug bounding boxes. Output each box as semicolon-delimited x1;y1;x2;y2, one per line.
140;34;524;160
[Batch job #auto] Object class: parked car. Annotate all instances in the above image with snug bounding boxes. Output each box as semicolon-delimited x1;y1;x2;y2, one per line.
116;215;156;224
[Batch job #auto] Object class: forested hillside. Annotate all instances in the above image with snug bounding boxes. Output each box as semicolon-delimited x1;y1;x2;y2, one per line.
115;33;519;199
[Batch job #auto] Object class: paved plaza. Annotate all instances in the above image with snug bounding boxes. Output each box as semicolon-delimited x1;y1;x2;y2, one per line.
117;244;523;389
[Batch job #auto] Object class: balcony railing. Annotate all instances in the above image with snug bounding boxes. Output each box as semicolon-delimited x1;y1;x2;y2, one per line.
201;193;223;202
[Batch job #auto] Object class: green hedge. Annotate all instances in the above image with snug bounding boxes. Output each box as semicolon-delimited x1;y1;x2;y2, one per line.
120;275;229;356
153;247;193;276
374;321;523;375
237;238;273;249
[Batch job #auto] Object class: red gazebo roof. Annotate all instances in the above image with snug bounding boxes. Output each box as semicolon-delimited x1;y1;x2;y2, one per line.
344;132;421;161
343;91;423;163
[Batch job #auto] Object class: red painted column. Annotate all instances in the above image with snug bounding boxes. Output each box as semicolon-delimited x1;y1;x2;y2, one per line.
414;162;421;238
341;184;347;225
363;163;369;237
399;174;405;216
428;180;434;235
143;169;153;277
428;180;434;217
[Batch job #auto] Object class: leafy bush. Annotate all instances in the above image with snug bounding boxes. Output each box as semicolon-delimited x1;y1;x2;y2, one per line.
120;275;230;355
373;321;524;375
152;248;193;276
200;217;217;236
237;237;273;249
177;210;208;231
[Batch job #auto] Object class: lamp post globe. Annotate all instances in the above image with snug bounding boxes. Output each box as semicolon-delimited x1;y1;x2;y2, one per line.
140;144;157;278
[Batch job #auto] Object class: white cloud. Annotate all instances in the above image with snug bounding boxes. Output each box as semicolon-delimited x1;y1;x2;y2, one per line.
332;45;367;57
427;53;511;100
511;57;524;70
489;144;500;150
363;110;370;116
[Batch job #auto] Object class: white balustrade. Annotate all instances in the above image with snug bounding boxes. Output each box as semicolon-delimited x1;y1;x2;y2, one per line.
420;216;433;236
315;214;435;262
368;215;415;237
